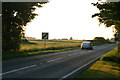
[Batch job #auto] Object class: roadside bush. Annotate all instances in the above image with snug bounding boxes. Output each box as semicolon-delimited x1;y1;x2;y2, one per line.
100;47;120;63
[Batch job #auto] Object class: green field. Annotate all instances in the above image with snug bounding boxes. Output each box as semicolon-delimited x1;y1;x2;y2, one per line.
3;40;83;60
20;40;82;51
3;40;113;60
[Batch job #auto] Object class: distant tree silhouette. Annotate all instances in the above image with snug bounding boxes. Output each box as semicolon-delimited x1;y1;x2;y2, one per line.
93;37;105;41
2;2;47;53
70;37;73;40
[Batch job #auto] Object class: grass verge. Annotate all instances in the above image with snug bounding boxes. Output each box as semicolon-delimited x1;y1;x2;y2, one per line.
2;46;80;60
75;46;120;79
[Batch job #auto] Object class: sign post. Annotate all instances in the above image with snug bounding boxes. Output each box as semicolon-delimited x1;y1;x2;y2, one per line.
42;32;49;48
44;39;46;48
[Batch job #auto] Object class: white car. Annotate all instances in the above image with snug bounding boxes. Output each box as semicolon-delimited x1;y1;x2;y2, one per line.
81;41;93;50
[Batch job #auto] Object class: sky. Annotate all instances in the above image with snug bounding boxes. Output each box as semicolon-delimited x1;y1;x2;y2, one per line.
0;0;48;2
25;0;115;40
1;0;120;2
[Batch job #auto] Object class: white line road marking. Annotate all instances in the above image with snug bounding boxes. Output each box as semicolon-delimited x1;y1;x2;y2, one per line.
1;49;93;76
72;53;77;55
0;65;36;76
64;56;67;58
87;50;92;52
67;51;72;53
40;63;43;64
80;52;84;53
47;57;62;63
63;52;67;53
59;55;101;79
60;57;64;59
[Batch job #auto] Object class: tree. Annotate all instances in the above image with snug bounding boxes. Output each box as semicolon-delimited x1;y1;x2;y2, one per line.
92;2;120;52
93;37;105;41
92;2;120;31
70;37;73;40
2;2;47;53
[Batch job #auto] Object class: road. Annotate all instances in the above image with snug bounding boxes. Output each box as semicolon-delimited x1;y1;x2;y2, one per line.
2;44;115;79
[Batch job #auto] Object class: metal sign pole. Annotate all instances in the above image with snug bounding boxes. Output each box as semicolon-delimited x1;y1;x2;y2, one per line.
44;39;46;49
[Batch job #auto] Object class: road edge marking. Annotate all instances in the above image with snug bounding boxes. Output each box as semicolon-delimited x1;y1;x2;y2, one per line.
59;55;101;80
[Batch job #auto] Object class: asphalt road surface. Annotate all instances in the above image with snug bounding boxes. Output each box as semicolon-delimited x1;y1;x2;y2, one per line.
2;44;115;79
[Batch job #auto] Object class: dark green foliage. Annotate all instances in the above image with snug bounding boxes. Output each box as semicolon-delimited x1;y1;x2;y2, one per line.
92;2;120;36
2;2;47;53
100;47;120;63
92;37;111;46
102;55;120;63
93;37;106;41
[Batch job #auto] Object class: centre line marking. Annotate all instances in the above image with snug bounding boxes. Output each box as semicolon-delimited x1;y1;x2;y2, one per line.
47;57;62;63
1;65;36;75
40;63;43;64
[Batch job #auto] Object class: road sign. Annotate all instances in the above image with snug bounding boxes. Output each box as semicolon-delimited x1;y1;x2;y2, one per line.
42;32;49;48
42;32;48;39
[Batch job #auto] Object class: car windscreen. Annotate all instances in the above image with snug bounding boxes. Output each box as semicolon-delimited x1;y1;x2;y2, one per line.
83;43;90;46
